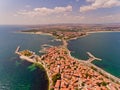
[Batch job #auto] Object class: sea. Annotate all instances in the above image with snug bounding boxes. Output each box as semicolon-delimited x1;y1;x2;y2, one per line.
0;25;120;90
0;25;62;90
68;32;120;78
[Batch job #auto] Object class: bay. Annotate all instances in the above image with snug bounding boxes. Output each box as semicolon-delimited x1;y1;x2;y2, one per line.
68;32;120;78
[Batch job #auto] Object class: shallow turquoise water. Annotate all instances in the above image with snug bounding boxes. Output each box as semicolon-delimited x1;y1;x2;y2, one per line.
0;25;62;90
68;32;120;78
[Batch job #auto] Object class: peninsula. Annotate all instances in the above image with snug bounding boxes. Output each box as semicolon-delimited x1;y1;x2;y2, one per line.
16;24;120;90
15;45;120;90
15;39;120;89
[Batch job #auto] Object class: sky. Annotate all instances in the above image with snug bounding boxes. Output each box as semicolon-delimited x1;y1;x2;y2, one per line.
0;0;120;25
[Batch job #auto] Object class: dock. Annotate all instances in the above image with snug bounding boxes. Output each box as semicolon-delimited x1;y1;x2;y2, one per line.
87;52;102;63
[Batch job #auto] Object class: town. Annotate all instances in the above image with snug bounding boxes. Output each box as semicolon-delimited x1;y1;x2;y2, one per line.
15;45;120;90
21;24;120;41
16;24;120;90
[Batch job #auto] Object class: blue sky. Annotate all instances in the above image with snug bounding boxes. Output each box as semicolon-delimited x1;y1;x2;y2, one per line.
0;0;120;25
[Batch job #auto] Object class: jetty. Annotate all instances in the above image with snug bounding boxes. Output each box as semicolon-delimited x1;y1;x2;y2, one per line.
87;52;102;63
15;46;20;55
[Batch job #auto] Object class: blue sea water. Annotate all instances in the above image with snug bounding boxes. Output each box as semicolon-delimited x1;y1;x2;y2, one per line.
68;32;120;78
0;25;62;90
1;25;120;90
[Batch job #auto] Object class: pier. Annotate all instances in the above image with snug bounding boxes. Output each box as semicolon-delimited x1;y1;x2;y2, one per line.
15;46;20;55
87;52;102;63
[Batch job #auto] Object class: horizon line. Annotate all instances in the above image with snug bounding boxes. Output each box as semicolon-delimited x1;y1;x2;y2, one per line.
0;22;120;26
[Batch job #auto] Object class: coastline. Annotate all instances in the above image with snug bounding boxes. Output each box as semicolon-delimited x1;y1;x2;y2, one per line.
34;63;50;90
61;40;120;85
87;31;120;34
66;33;89;41
15;30;120;89
18;30;120;41
64;40;120;82
17;52;51;90
67;30;120;42
15;44;120;89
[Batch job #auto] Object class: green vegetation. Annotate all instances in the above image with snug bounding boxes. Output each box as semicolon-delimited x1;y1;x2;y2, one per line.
91;66;97;71
67;65;71;69
75;88;79;90
101;81;108;86
74;67;77;70
85;73;92;78
64;51;68;54
34;63;45;70
81;82;85;86
27;64;37;71
96;81;108;86
59;56;65;60
73;62;76;65
20;50;33;56
52;73;61;86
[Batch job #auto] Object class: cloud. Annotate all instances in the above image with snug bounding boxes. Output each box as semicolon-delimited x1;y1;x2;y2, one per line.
80;0;120;12
17;5;72;17
76;0;79;2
